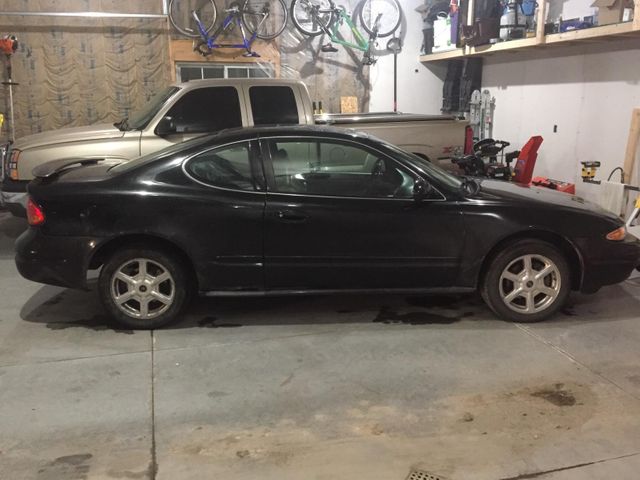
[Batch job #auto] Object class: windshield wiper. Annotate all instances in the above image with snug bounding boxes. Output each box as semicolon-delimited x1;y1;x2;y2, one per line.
113;117;130;131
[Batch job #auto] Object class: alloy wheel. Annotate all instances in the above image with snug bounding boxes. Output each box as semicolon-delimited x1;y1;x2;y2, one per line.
110;258;175;320
499;254;561;314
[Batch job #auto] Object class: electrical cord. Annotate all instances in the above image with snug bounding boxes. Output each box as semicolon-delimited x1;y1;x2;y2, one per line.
607;166;624;182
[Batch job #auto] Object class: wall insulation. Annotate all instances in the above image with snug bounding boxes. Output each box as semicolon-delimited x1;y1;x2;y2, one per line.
0;0;170;141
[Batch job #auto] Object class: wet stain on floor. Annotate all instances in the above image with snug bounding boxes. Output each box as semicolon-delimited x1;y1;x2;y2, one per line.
373;306;463;325
37;453;92;480
531;383;577;407
405;294;471;309
45;315;134;334
42;294;65;307
198;316;242;328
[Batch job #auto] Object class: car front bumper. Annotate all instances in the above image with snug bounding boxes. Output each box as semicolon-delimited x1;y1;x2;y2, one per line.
578;234;640;293
15;228;99;290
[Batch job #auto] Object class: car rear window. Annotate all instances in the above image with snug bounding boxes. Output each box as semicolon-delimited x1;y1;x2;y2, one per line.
185;141;256;191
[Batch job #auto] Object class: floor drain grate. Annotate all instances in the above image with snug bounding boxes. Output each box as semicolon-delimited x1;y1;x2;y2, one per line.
405;468;449;480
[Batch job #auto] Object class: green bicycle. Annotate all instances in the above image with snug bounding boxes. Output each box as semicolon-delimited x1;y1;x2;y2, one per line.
290;0;402;65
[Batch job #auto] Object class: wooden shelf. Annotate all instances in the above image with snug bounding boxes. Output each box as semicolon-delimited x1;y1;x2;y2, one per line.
544;21;636;44
469;36;538;55
420;0;640;63
420;48;464;61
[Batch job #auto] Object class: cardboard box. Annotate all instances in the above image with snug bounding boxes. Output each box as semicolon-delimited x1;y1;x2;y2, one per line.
591;0;634;25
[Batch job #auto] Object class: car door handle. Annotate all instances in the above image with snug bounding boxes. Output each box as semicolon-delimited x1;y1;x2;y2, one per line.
276;210;308;223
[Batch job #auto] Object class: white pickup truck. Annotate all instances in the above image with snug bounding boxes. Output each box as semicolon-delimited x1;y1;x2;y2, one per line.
1;78;467;216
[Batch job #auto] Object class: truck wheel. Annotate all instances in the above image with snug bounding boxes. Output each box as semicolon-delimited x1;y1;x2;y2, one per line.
481;239;571;323
98;247;188;329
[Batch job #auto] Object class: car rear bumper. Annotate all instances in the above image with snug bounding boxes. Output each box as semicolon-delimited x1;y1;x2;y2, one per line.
15;228;98;290
578;234;640;293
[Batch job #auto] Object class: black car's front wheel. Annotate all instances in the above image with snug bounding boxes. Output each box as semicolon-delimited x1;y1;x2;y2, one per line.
482;239;571;323
98;247;188;329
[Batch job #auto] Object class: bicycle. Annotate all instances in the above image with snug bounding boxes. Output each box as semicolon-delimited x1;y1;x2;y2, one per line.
169;0;288;58
290;0;401;65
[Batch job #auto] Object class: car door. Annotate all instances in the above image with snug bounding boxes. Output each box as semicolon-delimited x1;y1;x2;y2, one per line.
261;136;466;291
140;86;246;155
181;139;266;291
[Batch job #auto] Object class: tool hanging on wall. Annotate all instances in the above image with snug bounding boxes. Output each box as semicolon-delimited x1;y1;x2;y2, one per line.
469;89;495;142
1;34;19;142
386;37;402;112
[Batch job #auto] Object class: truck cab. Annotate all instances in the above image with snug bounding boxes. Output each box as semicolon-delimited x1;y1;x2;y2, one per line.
1;78;314;216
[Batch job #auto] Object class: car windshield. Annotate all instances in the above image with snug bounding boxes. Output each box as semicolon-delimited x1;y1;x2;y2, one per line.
385;143;463;190
118;86;181;131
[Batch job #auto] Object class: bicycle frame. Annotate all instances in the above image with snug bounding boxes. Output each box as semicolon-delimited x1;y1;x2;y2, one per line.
309;3;382;64
326;7;369;52
193;7;267;56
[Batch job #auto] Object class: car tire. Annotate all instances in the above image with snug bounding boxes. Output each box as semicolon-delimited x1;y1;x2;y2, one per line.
98;246;189;329
481;239;571;323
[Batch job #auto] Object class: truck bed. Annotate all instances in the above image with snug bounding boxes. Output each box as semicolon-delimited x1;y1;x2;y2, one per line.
316;112;468;164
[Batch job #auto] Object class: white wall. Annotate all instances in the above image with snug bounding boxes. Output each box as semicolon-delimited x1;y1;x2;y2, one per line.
548;0;596;22
369;0;446;114
482;39;640;200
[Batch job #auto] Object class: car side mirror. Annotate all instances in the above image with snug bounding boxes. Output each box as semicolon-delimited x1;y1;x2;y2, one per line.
413;179;432;201
155;116;176;137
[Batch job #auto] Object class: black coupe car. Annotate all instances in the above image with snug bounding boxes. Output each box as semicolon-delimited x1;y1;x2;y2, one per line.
15;126;640;328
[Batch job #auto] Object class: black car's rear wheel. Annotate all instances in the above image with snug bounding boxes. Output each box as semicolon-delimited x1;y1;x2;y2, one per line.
98;247;188;329
481;239;571;323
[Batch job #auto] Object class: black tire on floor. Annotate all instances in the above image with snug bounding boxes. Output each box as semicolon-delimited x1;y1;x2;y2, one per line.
481;239;571;323
98;246;189;329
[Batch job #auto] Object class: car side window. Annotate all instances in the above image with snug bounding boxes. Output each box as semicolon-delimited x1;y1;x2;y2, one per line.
267;139;416;199
185;142;256;191
166;87;242;134
249;86;299;126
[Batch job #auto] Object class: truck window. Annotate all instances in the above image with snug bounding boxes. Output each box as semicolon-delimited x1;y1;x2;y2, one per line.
166;87;242;134
249;86;299;126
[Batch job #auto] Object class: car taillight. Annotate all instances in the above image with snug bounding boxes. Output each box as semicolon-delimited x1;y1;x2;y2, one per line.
27;198;45;226
606;226;626;241
464;126;474;155
8;149;20;180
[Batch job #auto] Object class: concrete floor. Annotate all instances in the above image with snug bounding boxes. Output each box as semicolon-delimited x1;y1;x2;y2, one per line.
1;210;640;480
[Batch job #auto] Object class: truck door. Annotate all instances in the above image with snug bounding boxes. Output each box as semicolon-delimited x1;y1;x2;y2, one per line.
140;86;246;156
243;84;309;127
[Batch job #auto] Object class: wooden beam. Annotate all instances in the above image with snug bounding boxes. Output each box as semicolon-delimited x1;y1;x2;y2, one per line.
169;39;281;77
634;0;640;30
623;108;640;184
536;0;548;44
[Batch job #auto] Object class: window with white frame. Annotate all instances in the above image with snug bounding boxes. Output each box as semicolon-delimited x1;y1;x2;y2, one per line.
176;62;274;82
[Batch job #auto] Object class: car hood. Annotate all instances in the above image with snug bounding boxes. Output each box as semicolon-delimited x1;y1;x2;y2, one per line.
475;179;619;219
13;123;126;151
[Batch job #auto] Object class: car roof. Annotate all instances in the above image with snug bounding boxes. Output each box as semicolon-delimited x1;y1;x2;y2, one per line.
207;124;380;145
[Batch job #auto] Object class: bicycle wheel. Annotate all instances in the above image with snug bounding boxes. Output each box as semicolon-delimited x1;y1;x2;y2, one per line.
359;0;401;37
290;0;335;37
242;0;288;40
169;0;217;38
